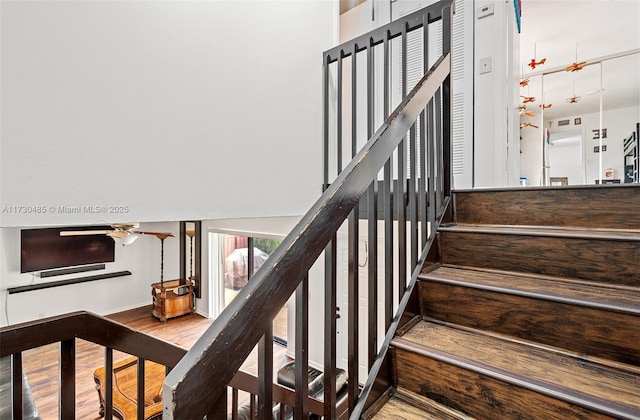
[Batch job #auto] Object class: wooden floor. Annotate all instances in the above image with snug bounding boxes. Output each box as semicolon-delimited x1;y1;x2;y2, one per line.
21;305;289;420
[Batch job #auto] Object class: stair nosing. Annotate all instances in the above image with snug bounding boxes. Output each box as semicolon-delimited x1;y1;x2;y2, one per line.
419;316;640;376
438;223;640;242
392;332;640;420
418;267;640;316
439;264;640;292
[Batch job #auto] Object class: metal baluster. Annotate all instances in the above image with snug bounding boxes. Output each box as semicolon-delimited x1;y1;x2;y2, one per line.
105;348;113;419
427;97;436;226
60;339;75;419
324;238;337;419
295;275;309;420
337;52;344;175
323;55;330;189
435;87;444;209
367;40;379;370
347;43;360;413
258;326;273;419
231;388;239;420
409;120;418;268
11;353;23;420
397;26;408;293
382;34;394;328
419;108;428;244
137;357;145;420
419;14;430;244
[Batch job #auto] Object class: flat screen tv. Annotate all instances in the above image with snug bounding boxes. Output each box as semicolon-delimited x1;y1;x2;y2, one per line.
20;226;115;273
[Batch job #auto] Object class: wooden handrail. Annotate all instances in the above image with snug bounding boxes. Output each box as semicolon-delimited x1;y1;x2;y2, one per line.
163;52;451;418
0;311;186;367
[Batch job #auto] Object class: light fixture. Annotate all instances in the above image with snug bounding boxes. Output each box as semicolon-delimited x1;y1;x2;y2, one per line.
152;232;175;287
112;233;140;247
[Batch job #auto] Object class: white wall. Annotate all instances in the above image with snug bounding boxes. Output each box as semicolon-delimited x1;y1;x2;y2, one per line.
0;0;336;228
549;106;639;184
473;0;520;188
0;1;339;326
0;222;180;326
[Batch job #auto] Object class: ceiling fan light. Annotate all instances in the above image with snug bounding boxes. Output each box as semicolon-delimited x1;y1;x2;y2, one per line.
113;234;140;247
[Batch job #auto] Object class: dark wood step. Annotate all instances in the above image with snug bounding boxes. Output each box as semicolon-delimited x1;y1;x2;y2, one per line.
392;321;640;420
369;389;472;419
439;223;640;242
452;185;640;229
418;266;640;366
437;226;640;286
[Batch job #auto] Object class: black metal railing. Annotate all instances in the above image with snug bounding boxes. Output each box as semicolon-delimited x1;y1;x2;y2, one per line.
0;311;186;420
163;1;452;418
0;311;314;419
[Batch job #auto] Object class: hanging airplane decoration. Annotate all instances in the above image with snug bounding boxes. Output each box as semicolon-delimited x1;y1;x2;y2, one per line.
528;43;547;70
519;105;535;118
529;58;546;69
566;95;581;103
521;122;539;129
520;78;530;87
539;103;553;110
566;79;581;103
566;61;587;72
566;44;587;72
521;95;536;104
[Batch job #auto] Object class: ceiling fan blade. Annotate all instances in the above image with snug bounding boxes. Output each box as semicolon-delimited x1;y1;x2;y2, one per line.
60;230;112;236
134;231;175;239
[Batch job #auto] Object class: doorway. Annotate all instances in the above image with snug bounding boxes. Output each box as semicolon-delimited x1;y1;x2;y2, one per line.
547;129;585;185
209;232;287;343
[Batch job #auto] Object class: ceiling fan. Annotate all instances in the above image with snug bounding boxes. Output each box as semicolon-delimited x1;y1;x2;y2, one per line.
60;223;174;245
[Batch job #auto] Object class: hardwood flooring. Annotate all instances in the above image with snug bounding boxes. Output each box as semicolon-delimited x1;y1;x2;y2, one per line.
21;305;289;420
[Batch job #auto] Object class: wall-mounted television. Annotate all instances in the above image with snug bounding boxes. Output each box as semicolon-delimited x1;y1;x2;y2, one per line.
20;226;115;273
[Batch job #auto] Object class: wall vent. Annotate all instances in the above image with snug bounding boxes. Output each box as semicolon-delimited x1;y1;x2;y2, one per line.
558;119;571;126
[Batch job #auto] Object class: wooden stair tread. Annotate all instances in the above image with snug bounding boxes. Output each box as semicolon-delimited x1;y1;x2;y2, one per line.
371;389;471;420
419;266;640;314
439;223;640;241
393;321;640;416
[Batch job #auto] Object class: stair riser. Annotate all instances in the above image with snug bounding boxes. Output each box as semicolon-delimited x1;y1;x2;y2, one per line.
419;281;640;366
453;187;640;229
439;232;640;286
394;348;616;420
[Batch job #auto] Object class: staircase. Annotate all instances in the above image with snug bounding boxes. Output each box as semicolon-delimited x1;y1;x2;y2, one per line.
367;185;640;419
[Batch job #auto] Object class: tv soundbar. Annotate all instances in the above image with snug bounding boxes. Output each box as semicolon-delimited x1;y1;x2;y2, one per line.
40;264;106;278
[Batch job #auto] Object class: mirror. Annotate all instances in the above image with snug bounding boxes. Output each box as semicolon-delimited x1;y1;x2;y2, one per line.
520;54;640;186
518;1;639;186
180;221;201;298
